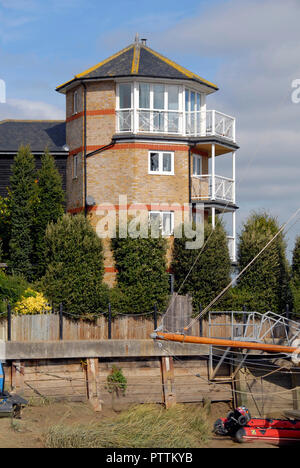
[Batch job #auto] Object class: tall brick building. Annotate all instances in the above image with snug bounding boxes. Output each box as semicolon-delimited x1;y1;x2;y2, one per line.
0;37;238;286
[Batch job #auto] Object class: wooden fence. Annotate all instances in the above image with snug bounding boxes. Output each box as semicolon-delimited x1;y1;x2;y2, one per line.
0;311;294;342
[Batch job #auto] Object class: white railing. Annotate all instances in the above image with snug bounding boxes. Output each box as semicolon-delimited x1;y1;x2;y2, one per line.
191;174;235;203
116;109;236;141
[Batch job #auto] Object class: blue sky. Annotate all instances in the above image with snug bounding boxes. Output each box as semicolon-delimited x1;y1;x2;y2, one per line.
0;0;300;260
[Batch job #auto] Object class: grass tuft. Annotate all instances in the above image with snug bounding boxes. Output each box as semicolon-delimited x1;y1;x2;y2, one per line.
44;404;210;448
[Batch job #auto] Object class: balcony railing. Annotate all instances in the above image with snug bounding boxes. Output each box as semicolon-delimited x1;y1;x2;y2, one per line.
191;175;235;204
116;109;236;142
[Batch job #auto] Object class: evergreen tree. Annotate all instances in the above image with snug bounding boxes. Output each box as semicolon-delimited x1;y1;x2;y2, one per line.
9;146;37;281
41;214;108;317
33;150;65;279
171;220;232;312
0;193;11;262
291;236;300;315
111;226;170;314
236;212;290;314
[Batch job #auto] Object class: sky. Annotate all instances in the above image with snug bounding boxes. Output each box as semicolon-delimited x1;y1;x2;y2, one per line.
0;0;299;260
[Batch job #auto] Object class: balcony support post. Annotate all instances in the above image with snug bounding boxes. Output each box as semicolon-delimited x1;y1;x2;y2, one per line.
232;211;237;263
212;207;216;229
211;144;216;200
232;151;236;204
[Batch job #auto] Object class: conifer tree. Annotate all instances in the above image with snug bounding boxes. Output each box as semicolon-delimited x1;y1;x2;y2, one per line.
236;212;290;314
111;225;170;314
33;150;65;279
9;146;37;280
291;237;300;315
41;214;108;316
171;220;232;312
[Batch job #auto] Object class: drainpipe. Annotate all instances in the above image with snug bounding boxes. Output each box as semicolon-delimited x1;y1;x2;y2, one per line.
83;82;88;217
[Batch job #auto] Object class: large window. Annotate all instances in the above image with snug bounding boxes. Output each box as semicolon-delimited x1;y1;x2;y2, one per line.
117;82;204;135
149;151;174;175
149;211;174;236
192;154;202;176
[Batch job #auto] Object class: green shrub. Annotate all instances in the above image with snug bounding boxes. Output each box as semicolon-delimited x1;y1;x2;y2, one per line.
41;214;108;317
0;270;28;305
111;226;170;315
291;237;300;315
171;220;232;313
236;212;290;314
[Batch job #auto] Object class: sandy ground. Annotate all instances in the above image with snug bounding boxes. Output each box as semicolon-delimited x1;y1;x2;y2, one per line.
0;400;281;449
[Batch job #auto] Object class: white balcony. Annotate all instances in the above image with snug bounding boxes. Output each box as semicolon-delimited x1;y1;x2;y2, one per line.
116;109;236;142
191;174;235;204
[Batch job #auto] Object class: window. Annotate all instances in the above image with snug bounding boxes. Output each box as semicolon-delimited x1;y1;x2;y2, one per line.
149;151;174;175
73;91;79;115
119;83;132;109
149;211;174;236
73;154;79;179
193;154;202;176
185;89;203;135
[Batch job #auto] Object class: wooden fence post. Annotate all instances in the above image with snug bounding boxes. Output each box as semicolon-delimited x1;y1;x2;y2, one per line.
161;356;176;409
7;304;11;342
11;361;25;396
59;304;63;341
86;358;102;412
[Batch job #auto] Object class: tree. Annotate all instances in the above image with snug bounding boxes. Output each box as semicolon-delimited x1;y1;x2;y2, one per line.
41;214;108;317
0;193;11;262
9;146;37;281
236;212;290;314
291;237;300;315
33;150;65;280
111;226;170;314
171;220;232;312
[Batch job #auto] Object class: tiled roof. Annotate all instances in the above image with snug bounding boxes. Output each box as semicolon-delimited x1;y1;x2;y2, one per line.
0;120;66;153
56;41;218;92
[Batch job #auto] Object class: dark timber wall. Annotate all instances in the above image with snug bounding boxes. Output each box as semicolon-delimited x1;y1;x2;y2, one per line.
0;154;67;197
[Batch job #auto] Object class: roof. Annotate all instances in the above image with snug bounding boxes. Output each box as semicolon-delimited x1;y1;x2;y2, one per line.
0;120;67;153
56;40;218;93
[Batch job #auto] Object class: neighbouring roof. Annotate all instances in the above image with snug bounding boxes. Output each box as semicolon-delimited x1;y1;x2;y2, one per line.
56;39;218;93
0;120;67;153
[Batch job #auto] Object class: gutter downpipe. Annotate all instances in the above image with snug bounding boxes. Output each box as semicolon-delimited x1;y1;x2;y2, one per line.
83;82;88;217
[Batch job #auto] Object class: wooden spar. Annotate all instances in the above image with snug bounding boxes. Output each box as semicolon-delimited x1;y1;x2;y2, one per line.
152;332;299;355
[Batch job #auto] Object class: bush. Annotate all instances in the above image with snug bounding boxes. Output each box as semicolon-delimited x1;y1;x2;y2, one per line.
171;220;232;312
14;288;51;315
236;212;290;314
111;226;170;315
0;270;28;305
41;214;108;317
291;237;300;315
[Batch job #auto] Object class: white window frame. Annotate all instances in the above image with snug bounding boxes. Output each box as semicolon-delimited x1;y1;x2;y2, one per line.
149;211;174;236
73;90;79;115
73;154;79;179
148;151;174;176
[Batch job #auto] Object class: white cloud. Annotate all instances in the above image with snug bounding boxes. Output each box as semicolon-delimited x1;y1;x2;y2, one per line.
153;0;300;257
0;98;65;120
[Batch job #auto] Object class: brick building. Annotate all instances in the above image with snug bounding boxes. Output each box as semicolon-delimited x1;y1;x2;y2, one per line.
0;37;239;286
56;36;239;285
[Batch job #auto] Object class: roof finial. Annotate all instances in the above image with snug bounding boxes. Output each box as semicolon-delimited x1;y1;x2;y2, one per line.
134;33;139;43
